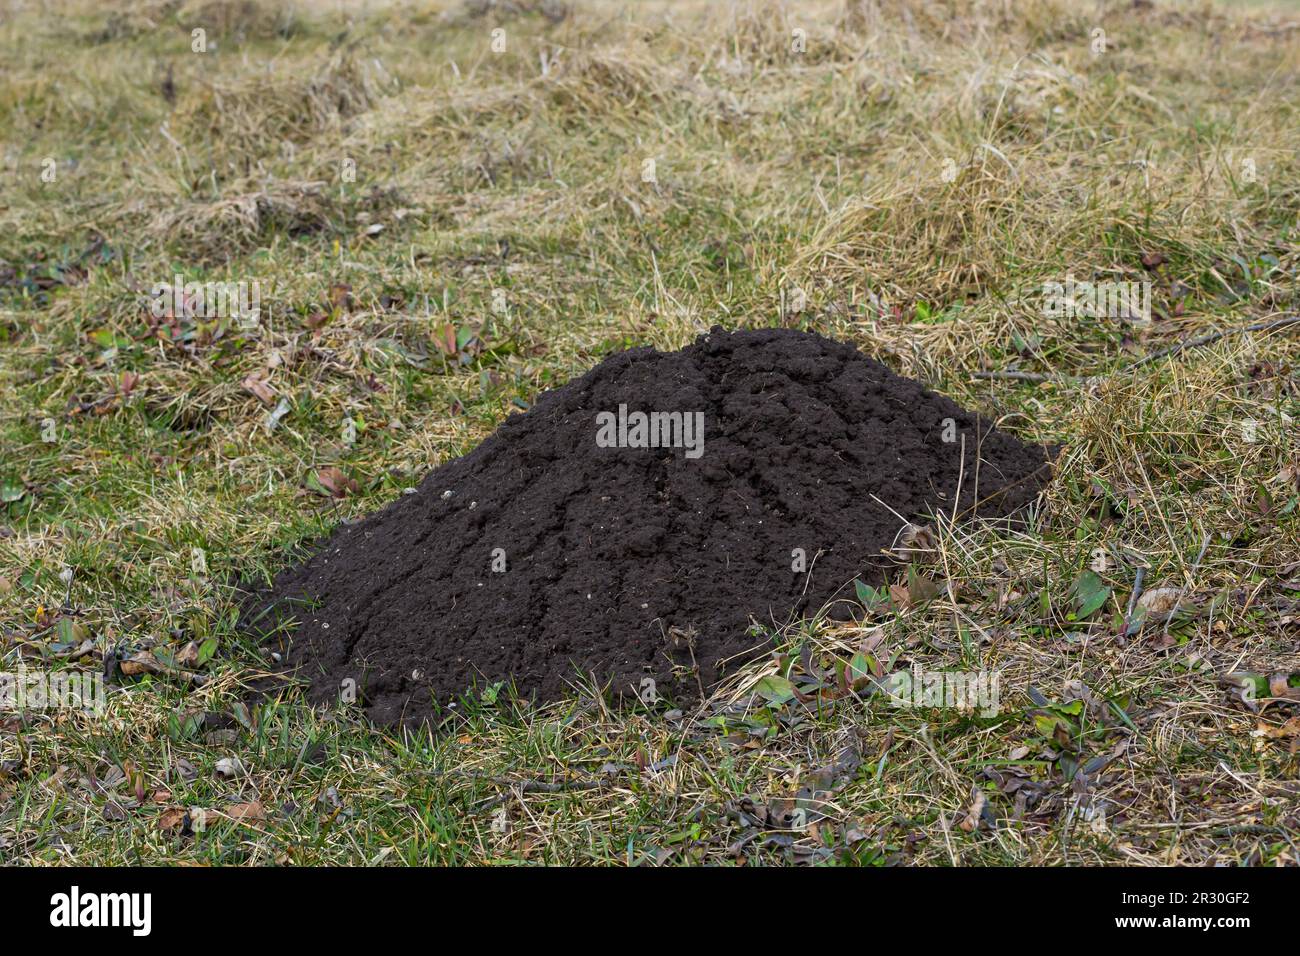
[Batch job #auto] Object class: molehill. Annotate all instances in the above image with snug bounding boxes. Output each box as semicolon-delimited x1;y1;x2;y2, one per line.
250;328;1050;725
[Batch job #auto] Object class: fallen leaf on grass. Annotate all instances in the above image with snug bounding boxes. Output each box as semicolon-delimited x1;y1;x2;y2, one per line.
894;523;937;557
1268;673;1300;702
230;701;257;732
241;372;275;405
843;650;879;692
854;578;888;612
1071;570;1112;620
1127;585;1198;640
1253;716;1300;738
306;466;359;499
888;568;942;609
117;651;205;685
117;652;161;677
1138;587;1184;616
175;642;200;668
1222;671;1300;713
223;801;266;822
1252;717;1300;753
1274;463;1300;493
754;674;796;705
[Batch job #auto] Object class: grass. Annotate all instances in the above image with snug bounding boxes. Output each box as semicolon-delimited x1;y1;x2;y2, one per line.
1;0;1298;865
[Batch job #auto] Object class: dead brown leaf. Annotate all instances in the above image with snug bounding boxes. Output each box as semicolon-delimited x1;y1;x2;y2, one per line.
224;800;266;822
1255;716;1300;739
891;571;942;609
118;652;162;677
175;641;200;669
1137;586;1183;616
1267;674;1300;702
1254;716;1300;754
311;466;359;498
241;372;276;405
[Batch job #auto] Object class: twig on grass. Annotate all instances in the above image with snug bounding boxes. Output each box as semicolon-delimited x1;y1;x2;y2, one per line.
471;775;607;811
1126;315;1300;369
424;767;611;812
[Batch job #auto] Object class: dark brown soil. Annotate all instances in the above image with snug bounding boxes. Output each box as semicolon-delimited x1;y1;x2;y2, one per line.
250;328;1050;725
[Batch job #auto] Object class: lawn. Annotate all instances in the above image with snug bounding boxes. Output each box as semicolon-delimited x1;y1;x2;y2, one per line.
0;0;1297;865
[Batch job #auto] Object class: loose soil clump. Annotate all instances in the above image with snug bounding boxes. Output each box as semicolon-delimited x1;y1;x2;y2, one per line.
251;328;1050;725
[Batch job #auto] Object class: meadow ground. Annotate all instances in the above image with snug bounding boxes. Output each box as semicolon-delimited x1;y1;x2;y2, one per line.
1;0;1298;865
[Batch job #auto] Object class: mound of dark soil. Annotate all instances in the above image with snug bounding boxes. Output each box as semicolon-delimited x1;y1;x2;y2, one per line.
251;328;1050;725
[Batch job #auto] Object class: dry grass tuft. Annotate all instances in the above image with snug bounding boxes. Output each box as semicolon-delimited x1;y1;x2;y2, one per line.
173;51;388;150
